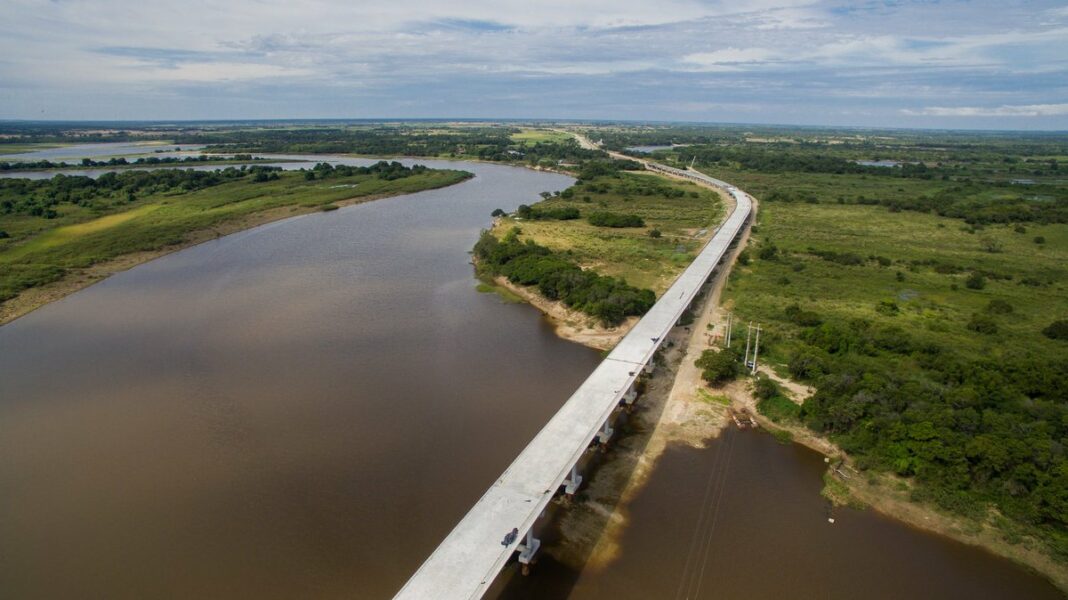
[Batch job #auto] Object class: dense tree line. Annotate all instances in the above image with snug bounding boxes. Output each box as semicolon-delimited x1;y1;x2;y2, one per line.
0;155;259;171
764;182;1068;225
0;165;284;219
184;127;607;166
474;228;655;325
777;310;1068;558
515;204;580;220
302;160;430;181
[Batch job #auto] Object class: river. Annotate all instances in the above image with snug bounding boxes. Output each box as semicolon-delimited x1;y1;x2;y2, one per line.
0;147;1061;598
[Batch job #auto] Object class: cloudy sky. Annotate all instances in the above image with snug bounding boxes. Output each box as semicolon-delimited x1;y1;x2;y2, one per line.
1;0;1066;129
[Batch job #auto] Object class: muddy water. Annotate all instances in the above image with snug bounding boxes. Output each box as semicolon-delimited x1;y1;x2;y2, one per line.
499;428;1063;599
0;161;603;598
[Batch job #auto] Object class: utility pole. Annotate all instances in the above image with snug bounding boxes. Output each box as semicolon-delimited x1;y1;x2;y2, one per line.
751;325;762;374
744;322;753;366
724;312;733;349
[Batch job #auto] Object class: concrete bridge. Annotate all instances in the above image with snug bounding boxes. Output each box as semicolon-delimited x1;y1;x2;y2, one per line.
395;163;753;600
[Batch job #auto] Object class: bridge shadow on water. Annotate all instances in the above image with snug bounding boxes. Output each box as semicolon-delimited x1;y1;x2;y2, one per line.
487;317;700;599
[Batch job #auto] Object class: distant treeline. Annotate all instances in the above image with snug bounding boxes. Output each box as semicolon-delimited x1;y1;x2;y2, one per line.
474;228;655;325
764;185;1068;225
0;154;259;171
0;161;427;219
302;160;432;181
181;127;607;165
0;165;285;219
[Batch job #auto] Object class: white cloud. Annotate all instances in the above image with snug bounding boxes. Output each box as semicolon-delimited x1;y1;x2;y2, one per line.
902;104;1068;117
683;47;777;66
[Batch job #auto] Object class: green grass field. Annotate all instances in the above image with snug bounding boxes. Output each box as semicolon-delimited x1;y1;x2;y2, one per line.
509;129;573;147
725;197;1067;365
490;171;723;292
0;168;470;302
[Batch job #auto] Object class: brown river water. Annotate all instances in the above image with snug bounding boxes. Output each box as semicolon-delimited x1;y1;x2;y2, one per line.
0;154;1061;598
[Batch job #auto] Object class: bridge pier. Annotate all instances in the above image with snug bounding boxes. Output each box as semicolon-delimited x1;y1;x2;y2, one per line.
595;419;614;446
621;385;638;407
563;464;583;496
517;529;540;575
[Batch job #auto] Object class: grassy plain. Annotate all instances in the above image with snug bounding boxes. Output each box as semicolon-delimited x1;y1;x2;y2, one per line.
726;200;1067;364
490;171;723;292
509;129;573;146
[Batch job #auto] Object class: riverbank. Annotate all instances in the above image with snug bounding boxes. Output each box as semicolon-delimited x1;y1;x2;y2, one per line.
0;168;471;326
494;156;1068;593
732;388;1068;592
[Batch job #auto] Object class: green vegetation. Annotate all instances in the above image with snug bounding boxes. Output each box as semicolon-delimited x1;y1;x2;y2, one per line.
510;129;572;146
0;162;470;303
722;199;1068;557
695;348;741;384
593;123;1068;566
753;374;802;423
490;171;722;291
516;204;580;221
588;211;645;228
473;227;654;325
0;154;267;171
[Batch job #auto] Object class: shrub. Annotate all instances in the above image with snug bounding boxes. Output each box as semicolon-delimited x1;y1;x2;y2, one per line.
967;313;998;335
1034;236;1046;244
985;299;1014;315
965;273;986;290
876;300;900;316
695;349;741;385
758;242;778;260
789;351;826;380
753;374;780;400
0;230;9;239
784;303;821;326
648;229;662;238
1043;320;1068;340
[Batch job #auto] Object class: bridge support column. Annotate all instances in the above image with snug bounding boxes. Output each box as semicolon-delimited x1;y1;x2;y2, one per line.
563;464;583;496
596;419;614;446
622;385;638;407
517;529;541;575
643;362;654;376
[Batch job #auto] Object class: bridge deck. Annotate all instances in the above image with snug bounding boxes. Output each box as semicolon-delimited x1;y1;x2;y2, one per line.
395;166;752;600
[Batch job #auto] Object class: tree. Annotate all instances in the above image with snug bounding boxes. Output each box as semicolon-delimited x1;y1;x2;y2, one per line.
695;349;740;385
648;229;662;238
491;208;505;217
965;273;986;290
